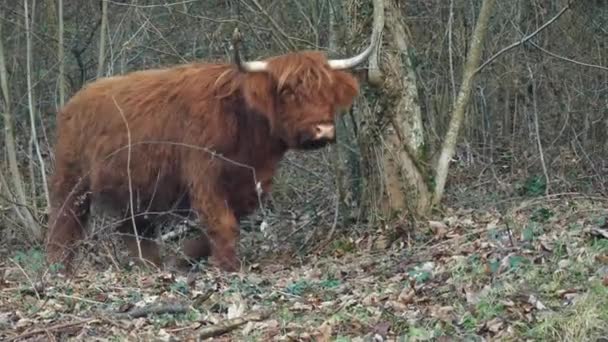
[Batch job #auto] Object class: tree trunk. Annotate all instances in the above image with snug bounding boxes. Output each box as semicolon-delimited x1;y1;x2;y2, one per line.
379;0;430;216
352;0;430;219
433;0;496;205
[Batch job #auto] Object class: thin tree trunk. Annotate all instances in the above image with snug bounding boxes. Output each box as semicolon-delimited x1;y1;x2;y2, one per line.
58;0;65;107
432;0;496;205
25;0;51;210
96;0;108;78
0;9;42;240
328;0;346;210
328;0;338;54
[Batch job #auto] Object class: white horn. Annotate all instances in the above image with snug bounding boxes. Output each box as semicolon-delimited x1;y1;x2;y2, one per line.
240;60;269;72
232;28;269;72
327;39;376;70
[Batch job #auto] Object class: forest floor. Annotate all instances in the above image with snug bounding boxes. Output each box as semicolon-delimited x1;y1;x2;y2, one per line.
1;194;608;341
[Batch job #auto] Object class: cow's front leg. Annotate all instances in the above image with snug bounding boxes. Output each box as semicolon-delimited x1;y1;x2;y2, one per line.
190;184;240;272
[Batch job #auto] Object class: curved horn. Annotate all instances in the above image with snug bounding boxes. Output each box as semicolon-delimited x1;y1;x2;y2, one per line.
327;39;376;70
231;28;269;72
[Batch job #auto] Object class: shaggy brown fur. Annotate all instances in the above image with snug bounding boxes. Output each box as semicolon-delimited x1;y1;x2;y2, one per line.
46;51;359;272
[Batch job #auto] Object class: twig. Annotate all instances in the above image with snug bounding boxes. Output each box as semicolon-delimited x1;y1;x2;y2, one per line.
8;258;41;300
314;193;341;254
475;0;573;74
101;242;122;271
161;224;191;241
112;97;144;264
7;318;98;342
53;293;106;305
198;309;272;339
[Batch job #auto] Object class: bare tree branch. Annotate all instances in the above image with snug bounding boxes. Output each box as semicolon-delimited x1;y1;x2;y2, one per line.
529;41;608;72
475;0;573;74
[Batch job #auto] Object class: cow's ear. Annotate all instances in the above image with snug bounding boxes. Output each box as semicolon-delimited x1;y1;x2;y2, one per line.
331;70;360;110
243;73;276;125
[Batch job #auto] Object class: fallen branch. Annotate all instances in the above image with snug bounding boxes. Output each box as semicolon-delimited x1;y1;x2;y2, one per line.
198;309;272;339
587;227;608;240
7;318;98;342
113;302;189;319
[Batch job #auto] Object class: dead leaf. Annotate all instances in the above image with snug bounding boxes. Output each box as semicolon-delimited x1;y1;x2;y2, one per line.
429;305;454;322
299;331;312;340
286;322;303;330
0;312;15;330
373;235;390;250
398;288;415;304
118;302;134;313
156;329;171;342
539;236;554;252
137;275;155;288
241;321;255;336
372;321;391;337
500;299;515;307
362;293;380;306
95;292;108;302
465;285;491;304
485;218;499;231
227;301;246;320
595;254;608;264
158;272;175;283
386;300;407;312
556;288;580;298
485;317;504;333
429;221;448;238
527;294;547;310
291;302;313;312
558;259;570;269
316;321;333;342
562;292;579;305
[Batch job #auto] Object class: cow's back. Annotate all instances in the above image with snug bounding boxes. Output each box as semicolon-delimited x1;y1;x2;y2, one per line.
53;67;193;212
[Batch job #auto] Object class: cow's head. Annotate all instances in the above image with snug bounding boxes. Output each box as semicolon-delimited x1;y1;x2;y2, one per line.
238;41;375;150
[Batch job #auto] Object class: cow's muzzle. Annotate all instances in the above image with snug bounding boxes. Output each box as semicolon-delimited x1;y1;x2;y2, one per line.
314;123;336;141
296;123;336;150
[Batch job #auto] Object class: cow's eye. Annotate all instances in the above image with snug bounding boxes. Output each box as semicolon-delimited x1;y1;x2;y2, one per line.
280;87;296;100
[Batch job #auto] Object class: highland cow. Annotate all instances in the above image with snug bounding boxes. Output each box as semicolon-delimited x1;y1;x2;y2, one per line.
45;38;375;273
